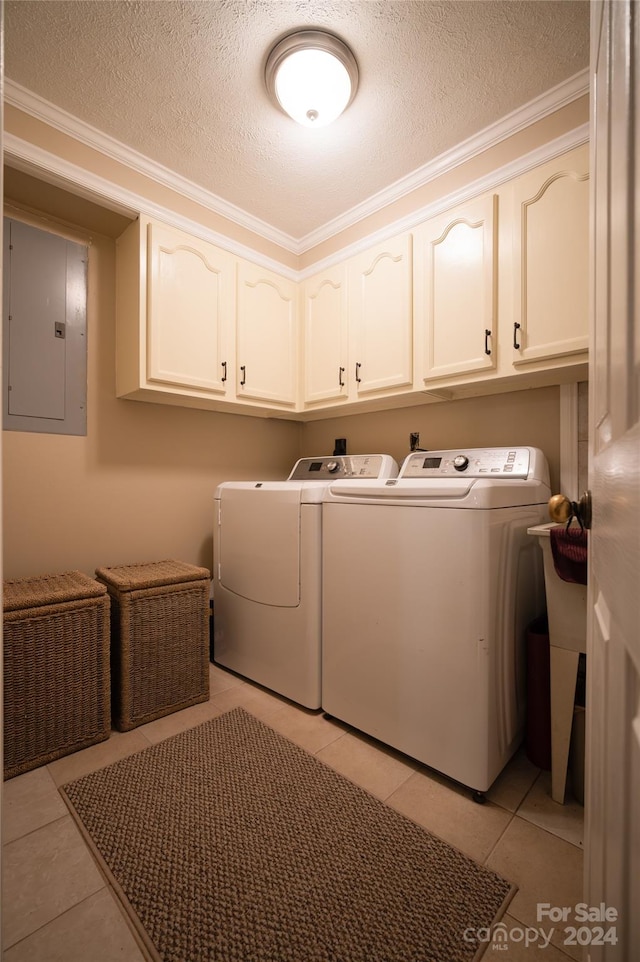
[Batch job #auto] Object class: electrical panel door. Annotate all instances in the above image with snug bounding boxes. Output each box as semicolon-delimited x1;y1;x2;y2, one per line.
3;218;87;435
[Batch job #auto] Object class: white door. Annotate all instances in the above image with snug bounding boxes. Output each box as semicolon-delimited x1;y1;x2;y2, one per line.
586;2;640;958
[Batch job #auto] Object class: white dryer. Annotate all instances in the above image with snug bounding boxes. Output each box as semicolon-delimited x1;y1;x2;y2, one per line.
321;447;551;795
213;454;398;709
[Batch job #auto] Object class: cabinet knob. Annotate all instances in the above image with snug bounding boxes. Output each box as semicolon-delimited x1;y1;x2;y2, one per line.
484;329;491;356
355;362;362;384
221;361;227;383
240;365;246;387
548;491;592;530
338;366;345;388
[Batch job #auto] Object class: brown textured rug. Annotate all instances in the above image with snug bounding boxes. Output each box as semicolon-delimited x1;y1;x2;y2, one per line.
61;707;514;962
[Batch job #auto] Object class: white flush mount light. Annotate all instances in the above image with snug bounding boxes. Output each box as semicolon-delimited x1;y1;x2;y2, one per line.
265;29;359;128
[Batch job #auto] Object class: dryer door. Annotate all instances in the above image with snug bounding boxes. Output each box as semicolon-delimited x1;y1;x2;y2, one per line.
217;484;301;607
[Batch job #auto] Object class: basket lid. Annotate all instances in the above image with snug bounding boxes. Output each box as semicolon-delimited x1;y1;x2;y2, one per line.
95;559;211;592
3;570;107;612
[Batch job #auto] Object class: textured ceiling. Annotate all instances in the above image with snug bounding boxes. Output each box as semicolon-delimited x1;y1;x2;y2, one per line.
5;0;589;240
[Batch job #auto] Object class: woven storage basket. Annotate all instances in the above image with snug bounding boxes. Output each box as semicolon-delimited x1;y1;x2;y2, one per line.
95;560;210;731
3;571;111;779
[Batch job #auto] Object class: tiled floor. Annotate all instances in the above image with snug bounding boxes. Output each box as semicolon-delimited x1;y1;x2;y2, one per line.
3;663;585;961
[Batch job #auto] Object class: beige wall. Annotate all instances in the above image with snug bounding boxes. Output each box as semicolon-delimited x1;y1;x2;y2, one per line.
3;103;568;582
301;387;561;492
2;204;301;580
3;195;561;582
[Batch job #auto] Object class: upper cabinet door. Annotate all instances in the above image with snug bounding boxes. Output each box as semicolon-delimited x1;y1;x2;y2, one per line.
302;264;348;405
147;221;234;393
512;145;589;364
348;233;413;395
236;262;297;405
416;193;498;381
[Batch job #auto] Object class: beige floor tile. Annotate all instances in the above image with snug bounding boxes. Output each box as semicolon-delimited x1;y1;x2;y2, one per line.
316;729;416;800
263;702;349;753
476;914;578;960
3;889;146;962
137;698;224;744
486;816;584;960
3;767;68;844
386;768;513;863
46;729;151;788
517;771;584;848
487;747;541;813
208;662;244;694
209;680;290;719
2;816;105;949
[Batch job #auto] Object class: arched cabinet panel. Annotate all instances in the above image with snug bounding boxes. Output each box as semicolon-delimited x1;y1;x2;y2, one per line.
512;146;589;364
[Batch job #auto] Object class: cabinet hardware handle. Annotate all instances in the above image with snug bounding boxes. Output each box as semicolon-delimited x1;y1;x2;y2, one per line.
240;365;246;386
513;322;521;350
484;329;492;356
355;362;362;384
339;366;345;388
221;361;227;383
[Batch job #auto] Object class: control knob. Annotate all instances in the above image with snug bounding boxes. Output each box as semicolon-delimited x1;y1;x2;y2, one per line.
326;461;341;474
452;455;469;472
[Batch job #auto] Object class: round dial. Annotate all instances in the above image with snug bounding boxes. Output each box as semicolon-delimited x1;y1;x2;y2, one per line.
326;461;341;473
452;455;469;472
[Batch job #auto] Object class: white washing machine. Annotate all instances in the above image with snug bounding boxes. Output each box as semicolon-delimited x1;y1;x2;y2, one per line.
321;446;550;795
213;454;398;709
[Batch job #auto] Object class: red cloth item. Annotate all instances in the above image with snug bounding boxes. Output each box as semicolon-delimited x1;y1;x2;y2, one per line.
550;524;588;585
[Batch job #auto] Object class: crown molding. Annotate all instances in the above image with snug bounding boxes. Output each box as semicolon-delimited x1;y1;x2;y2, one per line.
297;68;589;252
298;123;589;279
5;69;589;256
3;133;299;280
5;119;588;283
4;80;300;254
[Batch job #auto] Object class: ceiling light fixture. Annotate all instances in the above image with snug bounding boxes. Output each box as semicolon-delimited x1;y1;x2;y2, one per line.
265;29;359;128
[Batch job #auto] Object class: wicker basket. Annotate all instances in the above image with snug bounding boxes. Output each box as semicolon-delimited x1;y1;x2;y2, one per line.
96;560;210;731
3;571;111;779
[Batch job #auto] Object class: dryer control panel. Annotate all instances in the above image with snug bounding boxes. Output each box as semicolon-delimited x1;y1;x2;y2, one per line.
288;454;398;481
400;447;534;480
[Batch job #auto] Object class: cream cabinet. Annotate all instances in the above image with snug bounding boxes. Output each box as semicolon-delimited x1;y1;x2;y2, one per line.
116;147;588;421
116;217;236;404
116;215;297;415
511;145;589;365
302;264;348;405
236;262;297;406
415;193;498;383
146;220;235;394
348;233;413;396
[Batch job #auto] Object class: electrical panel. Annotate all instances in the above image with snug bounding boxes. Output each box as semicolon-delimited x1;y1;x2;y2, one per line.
3;218;88;435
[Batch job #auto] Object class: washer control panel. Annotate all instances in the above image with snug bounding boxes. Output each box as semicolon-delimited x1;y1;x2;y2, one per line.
400;447;532;479
288;454;398;481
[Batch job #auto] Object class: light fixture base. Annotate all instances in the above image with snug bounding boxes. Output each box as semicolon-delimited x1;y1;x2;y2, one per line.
265;29;359;127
